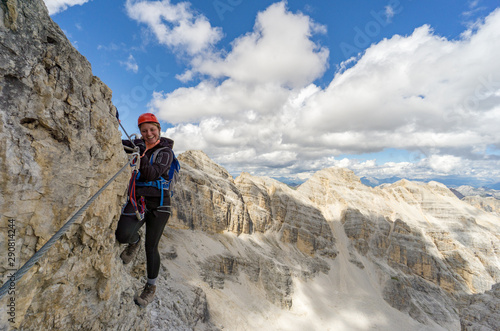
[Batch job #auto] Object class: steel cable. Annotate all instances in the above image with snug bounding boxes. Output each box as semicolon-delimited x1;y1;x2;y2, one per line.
0;161;131;300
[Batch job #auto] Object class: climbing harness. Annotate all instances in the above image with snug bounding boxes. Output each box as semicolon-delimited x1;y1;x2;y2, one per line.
0;111;180;300
136;148;180;199
125;147;180;217
123;145;147;220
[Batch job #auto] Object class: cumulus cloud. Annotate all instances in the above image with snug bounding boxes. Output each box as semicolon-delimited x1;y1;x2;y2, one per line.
125;0;222;55
151;2;329;122
151;79;292;123
190;2;329;87
43;0;90;15
427;155;463;174
155;5;500;183
294;10;500;150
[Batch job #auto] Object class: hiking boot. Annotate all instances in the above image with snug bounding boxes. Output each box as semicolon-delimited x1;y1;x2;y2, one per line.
120;238;141;264
134;283;156;308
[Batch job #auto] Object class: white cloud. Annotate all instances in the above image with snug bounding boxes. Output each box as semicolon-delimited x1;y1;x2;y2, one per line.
125;0;222;55
294;9;500;146
120;54;139;73
43;0;90;15
151;2;328;121
385;6;396;21
151;79;292;123
469;0;481;8
156;5;500;183
190;2;329;87
463;0;483;18
97;43;121;51
427;155;463;174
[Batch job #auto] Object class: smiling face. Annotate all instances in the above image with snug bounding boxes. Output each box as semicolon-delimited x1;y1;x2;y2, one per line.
140;122;160;145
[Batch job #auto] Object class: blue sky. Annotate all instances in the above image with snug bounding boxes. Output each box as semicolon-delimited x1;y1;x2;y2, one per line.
44;0;500;186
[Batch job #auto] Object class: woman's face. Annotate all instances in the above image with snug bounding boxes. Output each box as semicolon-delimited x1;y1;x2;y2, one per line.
140;123;160;145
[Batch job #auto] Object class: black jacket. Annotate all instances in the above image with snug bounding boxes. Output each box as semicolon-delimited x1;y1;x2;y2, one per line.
123;137;174;198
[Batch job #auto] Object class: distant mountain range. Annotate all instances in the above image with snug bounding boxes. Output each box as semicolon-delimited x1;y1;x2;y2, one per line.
453;185;500;199
361;177;500;199
359;176;500;199
275;174;500;195
359;176;500;189
359;175;500;194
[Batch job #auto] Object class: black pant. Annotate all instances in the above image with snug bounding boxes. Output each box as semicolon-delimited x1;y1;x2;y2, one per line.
115;196;170;279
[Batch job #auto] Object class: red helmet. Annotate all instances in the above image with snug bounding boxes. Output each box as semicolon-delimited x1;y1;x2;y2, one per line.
137;113;160;127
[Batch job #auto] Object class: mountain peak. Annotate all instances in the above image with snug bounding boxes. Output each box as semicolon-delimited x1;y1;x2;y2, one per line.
307;166;362;185
2;1;500;330
178;150;233;180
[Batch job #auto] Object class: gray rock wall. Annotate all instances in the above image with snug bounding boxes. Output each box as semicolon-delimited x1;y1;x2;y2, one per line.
0;1;147;329
1;0;500;330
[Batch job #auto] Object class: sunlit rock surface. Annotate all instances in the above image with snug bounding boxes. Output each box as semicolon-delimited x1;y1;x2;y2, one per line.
463;196;500;215
1;1;500;330
0;0;145;329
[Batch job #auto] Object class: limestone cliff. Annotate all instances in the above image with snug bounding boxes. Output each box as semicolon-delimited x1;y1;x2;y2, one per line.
0;1;145;329
171;151;336;257
1;1;500;331
159;156;500;330
297;172;500;329
463;195;500;215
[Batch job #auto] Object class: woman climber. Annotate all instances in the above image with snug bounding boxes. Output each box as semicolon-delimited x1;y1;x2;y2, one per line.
115;112;175;308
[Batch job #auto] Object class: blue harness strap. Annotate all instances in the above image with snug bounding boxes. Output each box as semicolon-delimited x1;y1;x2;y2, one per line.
135;148;180;206
135;175;169;205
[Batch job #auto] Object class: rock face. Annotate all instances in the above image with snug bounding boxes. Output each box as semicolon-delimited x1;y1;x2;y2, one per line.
2;1;500;330
297;173;500;329
171;151;337;258
0;1;144;330
171;151;335;311
455;185;500;199
459;283;500;330
170;150;251;234
463;196;500;215
164;156;500;330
